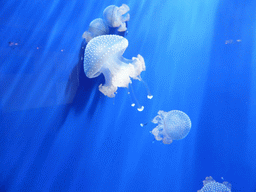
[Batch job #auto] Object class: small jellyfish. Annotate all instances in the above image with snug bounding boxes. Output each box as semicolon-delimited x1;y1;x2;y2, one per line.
198;176;231;192
82;4;130;43
83;35;145;99
82;18;109;43
151;110;191;144
103;4;130;32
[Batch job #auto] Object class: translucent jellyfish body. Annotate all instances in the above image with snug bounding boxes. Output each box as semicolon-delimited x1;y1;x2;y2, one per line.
84;35;145;98
82;18;109;43
103;4;130;32
198;176;231;192
151;110;191;144
82;4;130;43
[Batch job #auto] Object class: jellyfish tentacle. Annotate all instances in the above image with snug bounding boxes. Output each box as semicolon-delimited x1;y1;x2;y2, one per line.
139;78;153;99
128;83;144;112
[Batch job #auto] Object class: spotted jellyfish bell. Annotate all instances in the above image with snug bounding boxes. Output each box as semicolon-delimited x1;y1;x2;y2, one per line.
197;176;231;192
151;110;191;144
83;34;151;111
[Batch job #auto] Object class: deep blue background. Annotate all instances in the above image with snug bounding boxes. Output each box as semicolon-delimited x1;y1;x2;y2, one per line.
1;0;256;191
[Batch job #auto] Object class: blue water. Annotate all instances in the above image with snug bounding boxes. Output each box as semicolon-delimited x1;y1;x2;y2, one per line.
1;0;256;191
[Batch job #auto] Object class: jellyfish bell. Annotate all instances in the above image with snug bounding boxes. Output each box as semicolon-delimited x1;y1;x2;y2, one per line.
151;110;191;144
198;176;231;192
82;18;109;43
103;4;130;32
83;35;147;106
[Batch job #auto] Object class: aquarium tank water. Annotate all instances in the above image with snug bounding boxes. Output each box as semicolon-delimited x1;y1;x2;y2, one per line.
0;0;256;191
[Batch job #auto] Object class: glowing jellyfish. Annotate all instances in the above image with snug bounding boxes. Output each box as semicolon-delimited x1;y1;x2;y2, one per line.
82;18;109;43
198;176;231;192
84;35;146;100
103;4;130;32
151;110;191;144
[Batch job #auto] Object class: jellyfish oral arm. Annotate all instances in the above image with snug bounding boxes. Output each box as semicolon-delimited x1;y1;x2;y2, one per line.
118;4;130;15
98;68;117;98
98;54;146;98
151;125;173;144
103;4;130;32
117;4;130;32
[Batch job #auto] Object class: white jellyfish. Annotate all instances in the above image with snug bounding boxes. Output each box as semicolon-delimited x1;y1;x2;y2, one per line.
198;176;231;192
103;4;130;32
82;4;130;43
151;110;191;144
82;18;109;43
84;34;145;99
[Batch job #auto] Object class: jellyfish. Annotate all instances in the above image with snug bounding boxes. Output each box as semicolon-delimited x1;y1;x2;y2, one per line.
103;4;130;32
151;110;191;144
82;18;109;43
83;34;145;99
82;4;130;42
198;176;231;192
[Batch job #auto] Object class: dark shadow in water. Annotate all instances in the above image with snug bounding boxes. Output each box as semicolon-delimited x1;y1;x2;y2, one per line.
21;106;70;191
65;39;105;119
0;105;71;191
193;1;255;191
3;40;105;190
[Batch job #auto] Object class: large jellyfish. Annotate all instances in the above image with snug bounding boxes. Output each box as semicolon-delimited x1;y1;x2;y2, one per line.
151;110;191;144
198;176;231;192
82;18;109;43
103;4;130;32
83;34;145;99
